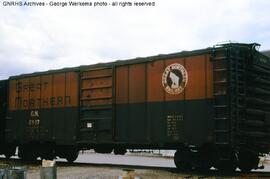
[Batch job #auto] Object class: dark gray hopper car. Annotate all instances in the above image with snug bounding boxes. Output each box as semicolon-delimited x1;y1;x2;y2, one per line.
0;43;270;172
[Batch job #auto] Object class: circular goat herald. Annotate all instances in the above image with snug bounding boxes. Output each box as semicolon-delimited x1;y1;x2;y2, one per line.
162;63;188;94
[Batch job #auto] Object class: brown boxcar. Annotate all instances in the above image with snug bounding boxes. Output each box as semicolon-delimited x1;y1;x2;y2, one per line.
2;43;270;171
6;71;79;160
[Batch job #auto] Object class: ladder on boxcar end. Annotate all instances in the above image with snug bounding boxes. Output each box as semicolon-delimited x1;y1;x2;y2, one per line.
79;67;115;144
212;46;246;156
212;48;231;147
229;48;247;143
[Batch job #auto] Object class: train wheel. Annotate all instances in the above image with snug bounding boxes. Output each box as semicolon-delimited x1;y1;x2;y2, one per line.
4;153;12;159
41;147;55;160
196;144;216;171
197;157;212;171
94;147;113;154
66;151;79;163
22;152;36;162
19;150;36;162
174;150;192;171
238;148;259;172
41;152;55;160
18;146;37;162
4;145;16;159
113;148;127;155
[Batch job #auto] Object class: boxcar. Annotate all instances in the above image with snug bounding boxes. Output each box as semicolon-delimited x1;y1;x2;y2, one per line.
1;42;270;172
0;80;8;155
263;50;270;58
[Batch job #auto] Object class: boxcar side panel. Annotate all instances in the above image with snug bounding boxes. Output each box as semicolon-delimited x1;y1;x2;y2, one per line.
53;73;65;143
128;64;147;142
146;60;166;143
6;72;79;145
115;66;129;141
115;54;214;146
65;72;79;143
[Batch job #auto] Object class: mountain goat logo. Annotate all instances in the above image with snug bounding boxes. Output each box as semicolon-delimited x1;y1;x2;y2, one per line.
162;63;188;94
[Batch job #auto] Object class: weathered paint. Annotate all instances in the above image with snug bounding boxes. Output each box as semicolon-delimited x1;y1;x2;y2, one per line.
80;68;113;107
8;72;78;110
79;68;114;143
6;72;79;145
115;54;213;104
5;43;268;153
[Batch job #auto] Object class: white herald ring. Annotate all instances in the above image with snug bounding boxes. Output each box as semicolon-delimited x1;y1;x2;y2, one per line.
162;63;188;94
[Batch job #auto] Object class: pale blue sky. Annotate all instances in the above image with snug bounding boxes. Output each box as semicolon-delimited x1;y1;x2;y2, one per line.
0;0;270;79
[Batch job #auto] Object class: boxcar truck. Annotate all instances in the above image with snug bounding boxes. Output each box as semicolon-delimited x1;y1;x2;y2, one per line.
2;43;270;172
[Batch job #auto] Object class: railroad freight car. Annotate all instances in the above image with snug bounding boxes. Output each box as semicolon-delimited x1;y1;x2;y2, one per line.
262;50;270;58
5;71;79;161
0;80;10;156
1;43;270;172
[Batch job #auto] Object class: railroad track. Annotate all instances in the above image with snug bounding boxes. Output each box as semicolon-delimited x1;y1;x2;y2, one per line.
1;157;270;178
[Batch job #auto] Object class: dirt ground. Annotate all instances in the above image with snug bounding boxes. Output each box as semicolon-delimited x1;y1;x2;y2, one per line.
1;164;256;179
26;165;239;179
1;152;269;179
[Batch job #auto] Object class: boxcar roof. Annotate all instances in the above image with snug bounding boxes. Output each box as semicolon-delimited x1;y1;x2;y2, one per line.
9;42;260;79
262;50;270;58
